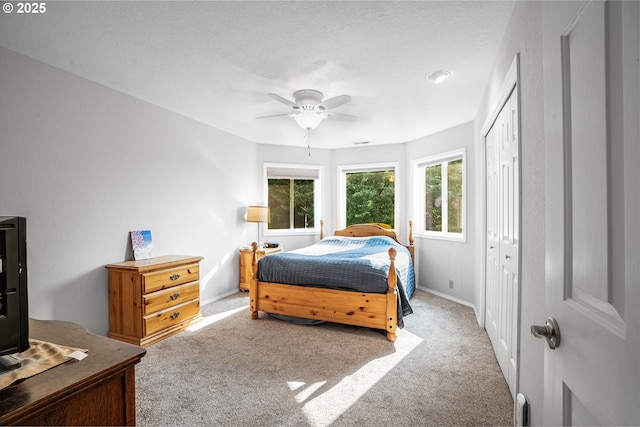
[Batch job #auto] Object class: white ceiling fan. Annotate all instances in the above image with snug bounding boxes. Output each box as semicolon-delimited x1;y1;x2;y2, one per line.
257;89;358;131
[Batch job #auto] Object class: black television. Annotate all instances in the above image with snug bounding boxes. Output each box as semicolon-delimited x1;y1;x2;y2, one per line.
0;216;29;371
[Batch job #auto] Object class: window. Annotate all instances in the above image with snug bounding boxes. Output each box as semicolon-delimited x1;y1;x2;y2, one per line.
264;163;322;235
338;163;399;229
413;149;465;241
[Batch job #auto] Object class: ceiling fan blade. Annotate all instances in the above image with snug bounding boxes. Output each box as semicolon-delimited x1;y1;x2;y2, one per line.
323;112;359;122
320;94;351;111
256;113;292;119
268;93;297;108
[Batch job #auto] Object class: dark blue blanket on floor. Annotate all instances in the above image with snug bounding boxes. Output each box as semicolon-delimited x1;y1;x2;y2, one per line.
257;236;414;327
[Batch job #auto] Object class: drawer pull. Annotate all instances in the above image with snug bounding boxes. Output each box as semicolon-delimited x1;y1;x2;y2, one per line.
170;292;181;300
170;311;181;320
169;273;181;281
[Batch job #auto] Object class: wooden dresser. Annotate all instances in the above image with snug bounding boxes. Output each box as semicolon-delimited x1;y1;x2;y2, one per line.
0;319;145;426
239;246;282;291
106;255;203;346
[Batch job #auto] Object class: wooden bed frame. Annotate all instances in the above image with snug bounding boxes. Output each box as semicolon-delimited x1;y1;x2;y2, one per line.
249;222;414;342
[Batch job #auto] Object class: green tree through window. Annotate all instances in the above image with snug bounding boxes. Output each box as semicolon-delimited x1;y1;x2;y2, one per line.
425;164;442;231
268;178;315;229
447;159;463;233
345;170;395;228
422;155;464;236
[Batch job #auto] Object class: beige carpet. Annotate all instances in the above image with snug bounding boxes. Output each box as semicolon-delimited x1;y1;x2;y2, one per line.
136;289;513;426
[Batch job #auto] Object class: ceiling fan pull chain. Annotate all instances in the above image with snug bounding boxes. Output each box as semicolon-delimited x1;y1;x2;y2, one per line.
307;128;311;156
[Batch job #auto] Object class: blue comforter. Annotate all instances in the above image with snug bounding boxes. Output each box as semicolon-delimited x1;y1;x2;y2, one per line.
257;236;414;327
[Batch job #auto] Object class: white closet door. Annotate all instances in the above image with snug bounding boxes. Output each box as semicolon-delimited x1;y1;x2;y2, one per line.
485;86;519;397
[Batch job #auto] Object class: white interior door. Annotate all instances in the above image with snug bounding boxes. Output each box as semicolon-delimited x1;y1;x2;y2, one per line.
542;1;639;424
485;79;519;397
500;90;519;396
485;112;500;355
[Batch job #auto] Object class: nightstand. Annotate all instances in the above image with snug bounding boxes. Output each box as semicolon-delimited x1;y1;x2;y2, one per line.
239;246;282;291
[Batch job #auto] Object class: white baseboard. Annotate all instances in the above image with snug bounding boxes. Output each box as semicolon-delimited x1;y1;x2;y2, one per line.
200;289;243;307
417;285;476;310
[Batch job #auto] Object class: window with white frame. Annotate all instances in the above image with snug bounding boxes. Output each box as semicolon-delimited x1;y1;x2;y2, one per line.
337;163;399;230
413;149;465;241
264;163;322;234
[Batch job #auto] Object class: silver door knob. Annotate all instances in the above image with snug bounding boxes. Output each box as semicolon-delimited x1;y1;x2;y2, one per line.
531;317;560;349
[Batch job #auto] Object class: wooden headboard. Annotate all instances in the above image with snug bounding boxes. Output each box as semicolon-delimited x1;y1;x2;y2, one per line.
333;221;415;262
334;223;402;244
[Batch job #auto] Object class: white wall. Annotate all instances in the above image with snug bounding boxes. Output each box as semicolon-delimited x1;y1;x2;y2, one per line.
473;1;546;422
406;122;477;303
0;47;260;335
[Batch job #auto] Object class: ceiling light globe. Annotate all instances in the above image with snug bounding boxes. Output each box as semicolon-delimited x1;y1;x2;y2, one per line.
294;112;323;130
427;70;450;84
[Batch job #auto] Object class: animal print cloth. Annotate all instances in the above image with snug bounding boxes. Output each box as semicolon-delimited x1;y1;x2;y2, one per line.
0;339;87;390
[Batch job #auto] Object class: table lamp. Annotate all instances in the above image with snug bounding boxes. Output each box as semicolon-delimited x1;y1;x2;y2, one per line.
246;206;270;246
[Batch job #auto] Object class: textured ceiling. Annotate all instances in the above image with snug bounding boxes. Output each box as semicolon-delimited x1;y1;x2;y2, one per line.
0;1;514;149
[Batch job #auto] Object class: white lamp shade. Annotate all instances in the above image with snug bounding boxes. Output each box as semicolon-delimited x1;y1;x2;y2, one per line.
246;206;270;223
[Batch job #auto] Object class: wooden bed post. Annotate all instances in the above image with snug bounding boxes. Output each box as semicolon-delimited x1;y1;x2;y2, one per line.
386;247;398;342
320;219;324;240
249;242;259;319
407;220;415;264
408;220;414;246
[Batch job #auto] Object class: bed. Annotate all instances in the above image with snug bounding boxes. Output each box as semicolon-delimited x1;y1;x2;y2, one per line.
249;222;415;342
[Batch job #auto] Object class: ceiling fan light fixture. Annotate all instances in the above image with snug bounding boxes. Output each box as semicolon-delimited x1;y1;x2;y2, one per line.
294;112;323;130
427;70;450;84
260;89;356;136
293;89;324;108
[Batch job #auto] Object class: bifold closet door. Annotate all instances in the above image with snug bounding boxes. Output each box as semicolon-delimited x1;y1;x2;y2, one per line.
485;86;519;397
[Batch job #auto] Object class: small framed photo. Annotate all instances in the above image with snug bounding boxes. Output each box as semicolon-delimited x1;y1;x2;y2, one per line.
130;230;154;260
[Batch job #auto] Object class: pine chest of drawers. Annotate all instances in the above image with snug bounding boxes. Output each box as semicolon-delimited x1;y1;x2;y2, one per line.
106;255;203;346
